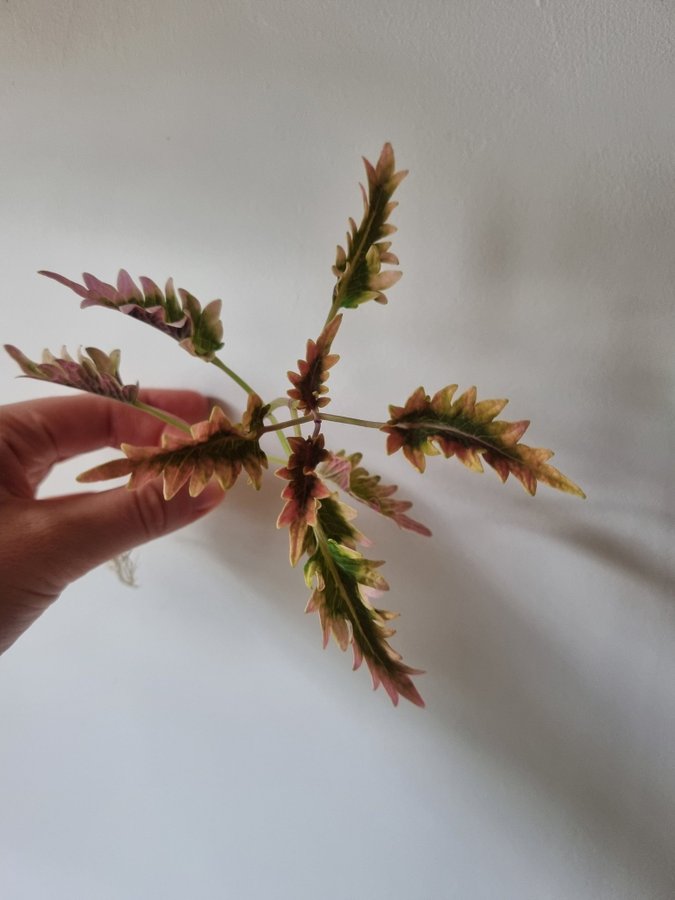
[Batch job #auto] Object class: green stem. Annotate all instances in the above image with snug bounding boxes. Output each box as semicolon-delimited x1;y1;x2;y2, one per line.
267;454;288;466
133;400;192;433
210;356;255;395
209;358;292;455
267;397;292;413
324;298;342;327
320;412;387;430
289;401;303;437
267;417;291;455
261;410;392;433
262;414;314;434
272;424;292;456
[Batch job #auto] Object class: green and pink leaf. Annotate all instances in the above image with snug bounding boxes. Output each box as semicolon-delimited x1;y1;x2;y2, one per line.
331;143;407;312
78;393;268;499
287;315;342;415
276;434;332;565
4;344;139;403
40;270;224;360
319;450;431;536
304;527;424;708
384;385;585;497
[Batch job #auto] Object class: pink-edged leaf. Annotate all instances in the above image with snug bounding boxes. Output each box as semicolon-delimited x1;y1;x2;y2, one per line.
303;524;425;708
383;385;586;497
331;143;407;311
287;315;342;415
40;269;224;360
275;434;332;565
319;450;431;536
78;393;268;499
4;344;139;403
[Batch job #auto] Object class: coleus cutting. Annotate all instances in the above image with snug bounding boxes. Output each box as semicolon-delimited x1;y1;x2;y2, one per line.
5;144;585;708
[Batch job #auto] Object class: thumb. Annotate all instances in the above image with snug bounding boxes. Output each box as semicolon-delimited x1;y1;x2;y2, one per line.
30;480;225;589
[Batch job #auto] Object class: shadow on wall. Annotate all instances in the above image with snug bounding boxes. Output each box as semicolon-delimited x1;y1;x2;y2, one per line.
426;547;675;900
190;155;675;898
415;152;675;896
194;464;675;900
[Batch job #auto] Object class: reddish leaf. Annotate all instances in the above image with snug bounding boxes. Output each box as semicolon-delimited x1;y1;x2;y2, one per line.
276;435;332;565
287;315;342;414
319;450;431;536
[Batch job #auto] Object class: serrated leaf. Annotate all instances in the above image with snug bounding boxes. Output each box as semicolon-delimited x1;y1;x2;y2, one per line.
40;270;224;360
287;315;342;414
78;393;268;499
319;450;431;536
383;385;586;497
304;511;424;708
316;494;365;550
275;434;332;566
279;445;423;706
331;143;407;312
4;344;139;403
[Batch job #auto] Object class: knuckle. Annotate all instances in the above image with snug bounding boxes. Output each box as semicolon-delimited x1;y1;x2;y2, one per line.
131;483;170;540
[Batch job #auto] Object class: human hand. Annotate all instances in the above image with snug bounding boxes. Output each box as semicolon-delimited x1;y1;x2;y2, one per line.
0;390;224;654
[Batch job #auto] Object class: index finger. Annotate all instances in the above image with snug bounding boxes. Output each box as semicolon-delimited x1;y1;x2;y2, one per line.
0;390;214;493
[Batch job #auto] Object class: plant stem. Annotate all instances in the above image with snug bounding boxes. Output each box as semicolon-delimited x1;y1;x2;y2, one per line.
262;414;314;434
210;356;255;395
267;454;288;466
133;400;193;433
272;423;292;456
267;397;292;413
289;401;303;437
324;297;341;327
321;412;387;429
280;430;293;454
262;410;392;434
209;358;292;455
205;357;396;445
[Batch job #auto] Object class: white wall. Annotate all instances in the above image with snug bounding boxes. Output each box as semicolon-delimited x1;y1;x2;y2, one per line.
1;2;674;898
